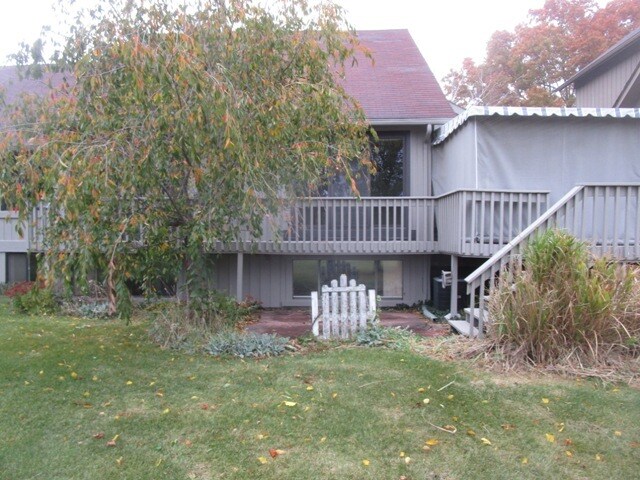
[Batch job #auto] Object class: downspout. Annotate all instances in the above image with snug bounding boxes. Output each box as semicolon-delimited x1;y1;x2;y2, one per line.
474;118;479;189
425;124;433;196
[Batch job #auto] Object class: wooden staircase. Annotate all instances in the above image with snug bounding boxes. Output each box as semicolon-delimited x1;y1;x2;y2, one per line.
458;184;640;338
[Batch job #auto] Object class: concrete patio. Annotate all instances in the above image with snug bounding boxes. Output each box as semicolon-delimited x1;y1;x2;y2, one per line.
246;308;450;338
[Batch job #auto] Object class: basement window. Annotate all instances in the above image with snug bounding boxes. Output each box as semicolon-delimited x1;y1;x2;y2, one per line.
292;259;402;298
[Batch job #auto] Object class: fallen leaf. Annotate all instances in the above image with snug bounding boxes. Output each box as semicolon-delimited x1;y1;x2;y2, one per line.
501;424;516;430
71;372;79;380
564;438;573;446
200;403;209;410
481;437;492;446
126;381;133;385
257;456;268;464
442;425;457;433
306;386;314;391
614;431;622;436
425;439;439;446
595;454;603;461
116;457;123;466
93;432;105;439
399;451;405;457
565;450;573;457
283;401;297;407
556;422;565;433
521;457;528;464
546;433;556;443
418;387;426;393
162;408;170;414
466;429;476;437
447;394;454;400
404;456;411;464
269;448;286;458
332;393;338;399
542;398;550;404
362;459;370;466
320;436;326;443
106;434;119;447
422;398;430;404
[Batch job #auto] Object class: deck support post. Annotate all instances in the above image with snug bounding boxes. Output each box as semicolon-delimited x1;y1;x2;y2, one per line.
0;253;5;284
236;252;244;302
450;254;459;317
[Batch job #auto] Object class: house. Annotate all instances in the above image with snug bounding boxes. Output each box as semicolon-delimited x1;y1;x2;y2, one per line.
558;27;640;107
2;29;640;329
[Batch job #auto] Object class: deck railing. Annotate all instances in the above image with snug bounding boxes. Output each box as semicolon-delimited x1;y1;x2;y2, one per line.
8;190;552;256
233;196;437;254
0;211;29;252
464;184;640;338
436;190;549;256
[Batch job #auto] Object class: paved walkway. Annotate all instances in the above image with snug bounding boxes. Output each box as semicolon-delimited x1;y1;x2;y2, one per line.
246;308;450;338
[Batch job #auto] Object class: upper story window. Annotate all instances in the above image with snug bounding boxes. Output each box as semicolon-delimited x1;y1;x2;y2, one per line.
318;131;407;197
370;134;406;197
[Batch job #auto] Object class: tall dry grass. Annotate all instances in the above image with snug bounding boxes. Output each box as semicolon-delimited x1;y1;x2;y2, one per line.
489;230;640;366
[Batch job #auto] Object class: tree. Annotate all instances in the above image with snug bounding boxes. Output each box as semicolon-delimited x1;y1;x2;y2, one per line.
0;0;372;319
443;0;640;107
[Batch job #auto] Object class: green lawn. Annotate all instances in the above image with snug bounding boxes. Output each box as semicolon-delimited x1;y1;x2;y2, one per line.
1;303;639;479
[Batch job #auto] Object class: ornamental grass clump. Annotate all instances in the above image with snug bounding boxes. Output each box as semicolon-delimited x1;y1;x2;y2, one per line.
490;229;640;366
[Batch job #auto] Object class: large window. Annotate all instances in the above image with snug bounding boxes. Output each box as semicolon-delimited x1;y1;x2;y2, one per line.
370;135;405;196
314;132;407;197
292;259;402;298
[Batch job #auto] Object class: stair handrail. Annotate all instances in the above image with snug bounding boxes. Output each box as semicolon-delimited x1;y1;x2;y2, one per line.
464;185;584;287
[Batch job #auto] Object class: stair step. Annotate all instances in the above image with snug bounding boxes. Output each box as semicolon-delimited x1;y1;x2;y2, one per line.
463;307;490;322
448;319;479;337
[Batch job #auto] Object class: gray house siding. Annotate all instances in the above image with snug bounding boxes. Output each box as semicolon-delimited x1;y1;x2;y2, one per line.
575;49;640;107
212;253;430;308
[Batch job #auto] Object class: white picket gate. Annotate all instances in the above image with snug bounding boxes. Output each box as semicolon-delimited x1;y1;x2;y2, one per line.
310;274;377;339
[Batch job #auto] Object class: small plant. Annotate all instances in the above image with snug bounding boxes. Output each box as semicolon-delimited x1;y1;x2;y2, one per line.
206;331;289;358
356;323;416;350
63;300;113;319
12;284;59;315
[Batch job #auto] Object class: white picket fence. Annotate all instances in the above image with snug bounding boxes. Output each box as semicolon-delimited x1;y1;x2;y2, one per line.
311;274;376;339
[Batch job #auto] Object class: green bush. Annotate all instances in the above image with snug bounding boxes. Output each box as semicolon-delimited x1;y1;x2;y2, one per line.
190;291;260;330
206;331;289;358
13;285;59;315
490;229;640;365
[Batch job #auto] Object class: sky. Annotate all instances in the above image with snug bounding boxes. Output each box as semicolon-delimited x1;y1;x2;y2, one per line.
0;0;552;84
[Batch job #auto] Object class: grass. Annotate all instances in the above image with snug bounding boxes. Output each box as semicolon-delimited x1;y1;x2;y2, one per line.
1;302;639;479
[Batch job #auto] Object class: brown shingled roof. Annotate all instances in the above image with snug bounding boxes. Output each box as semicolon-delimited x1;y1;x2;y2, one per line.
342;30;454;123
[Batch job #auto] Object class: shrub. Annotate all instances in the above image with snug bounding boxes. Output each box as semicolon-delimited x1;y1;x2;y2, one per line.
490;229;640;365
4;281;36;298
148;293;261;352
190;291;260;331
206;331;289;358
12;285;59;315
